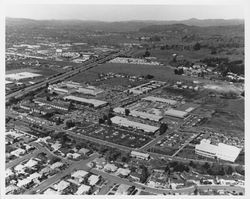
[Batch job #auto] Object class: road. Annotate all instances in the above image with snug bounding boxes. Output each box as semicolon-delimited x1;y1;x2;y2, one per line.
6;111;242;167
6;49;130;101
6;149;40;169
171;133;201;157
90;168;244;195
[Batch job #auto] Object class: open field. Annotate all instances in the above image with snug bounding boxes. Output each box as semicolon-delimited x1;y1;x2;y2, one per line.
132;47;244;66
200;98;244;136
88;63;194;82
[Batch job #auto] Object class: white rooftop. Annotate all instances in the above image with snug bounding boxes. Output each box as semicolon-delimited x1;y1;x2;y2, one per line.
111;116;159;133
165;109;188;118
50;162;64;170
43;188;58;195
75;184;91;195
54;180;70;192
71;170;89;179
88;175;100;186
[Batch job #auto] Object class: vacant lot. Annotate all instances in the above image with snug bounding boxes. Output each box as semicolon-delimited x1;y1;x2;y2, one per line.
200;98;244;137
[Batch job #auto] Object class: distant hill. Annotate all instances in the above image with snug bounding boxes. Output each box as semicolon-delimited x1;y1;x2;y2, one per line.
138;23;244;36
6;18;244;32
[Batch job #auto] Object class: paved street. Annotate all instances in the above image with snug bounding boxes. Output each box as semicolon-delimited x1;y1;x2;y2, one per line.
6;150;40;169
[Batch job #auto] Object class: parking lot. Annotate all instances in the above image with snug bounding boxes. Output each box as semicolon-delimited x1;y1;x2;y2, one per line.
73;124;152;149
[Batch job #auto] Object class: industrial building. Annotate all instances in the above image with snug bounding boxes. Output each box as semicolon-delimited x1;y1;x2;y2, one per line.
110;116;159;133
34;98;69;111
165;109;188;119
113;107;162;121
63;95;108;108
77;86;104;96
195;139;242;162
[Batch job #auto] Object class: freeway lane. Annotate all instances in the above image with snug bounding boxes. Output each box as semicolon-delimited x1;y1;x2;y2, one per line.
6;49;129;101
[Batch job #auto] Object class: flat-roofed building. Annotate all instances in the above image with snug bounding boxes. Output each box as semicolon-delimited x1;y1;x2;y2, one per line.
34;98;69;111
114;107;162;121
131;151;150;160
165;109;188;118
77;86;104;96
195;139;242;162
63;95;108;108
111;116;159;133
130;110;163;122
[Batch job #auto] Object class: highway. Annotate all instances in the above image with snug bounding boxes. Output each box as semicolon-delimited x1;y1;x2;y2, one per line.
6;49;129;101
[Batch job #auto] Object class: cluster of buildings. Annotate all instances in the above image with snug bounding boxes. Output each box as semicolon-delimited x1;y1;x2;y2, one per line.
226;72;244;82
109;57;161;65
6;156;67;194
126;80;166;95
48;81;104;96
37;136;92;160
43;170;102;195
172;81;199;91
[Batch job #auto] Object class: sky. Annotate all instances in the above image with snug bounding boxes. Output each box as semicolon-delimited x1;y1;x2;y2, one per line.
5;5;244;21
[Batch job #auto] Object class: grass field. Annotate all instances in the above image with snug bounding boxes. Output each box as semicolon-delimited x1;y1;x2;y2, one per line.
88;63;193;82
133;48;244;66
200;98;244;137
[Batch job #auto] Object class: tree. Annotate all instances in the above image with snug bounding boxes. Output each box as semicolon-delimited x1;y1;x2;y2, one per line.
65;120;75;129
144;50;151;57
145;74;154;79
107;118;112;126
140;165;149;183
103;114;108;121
189;161;196;168
193;42;201;51
46;96;51;101
159;123;168;135
211;48;217;55
202;162;210;170
8;97;18;105
125;109;130;116
68;101;74;111
98;118;105;124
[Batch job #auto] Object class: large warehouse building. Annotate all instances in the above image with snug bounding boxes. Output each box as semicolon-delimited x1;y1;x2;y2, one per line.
63;95;108;108
165;109;188;119
113;107;162;121
111;116;159;133
195;139;242;162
